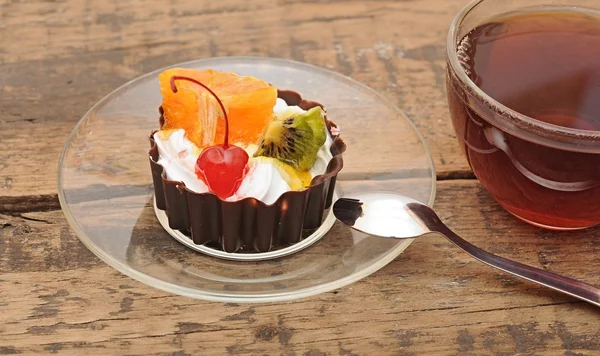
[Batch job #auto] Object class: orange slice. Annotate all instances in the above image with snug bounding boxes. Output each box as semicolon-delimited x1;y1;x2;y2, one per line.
158;68;277;148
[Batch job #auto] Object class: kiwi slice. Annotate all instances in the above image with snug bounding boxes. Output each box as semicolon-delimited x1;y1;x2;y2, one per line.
254;106;327;171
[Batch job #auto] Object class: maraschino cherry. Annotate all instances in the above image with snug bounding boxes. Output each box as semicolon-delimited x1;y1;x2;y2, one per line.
170;75;249;199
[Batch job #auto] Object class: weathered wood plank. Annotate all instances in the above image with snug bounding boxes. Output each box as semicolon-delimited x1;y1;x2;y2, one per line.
0;0;470;197
1;180;599;355
4;0;598;355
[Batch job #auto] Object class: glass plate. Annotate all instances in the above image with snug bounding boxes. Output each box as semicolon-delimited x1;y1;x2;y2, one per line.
58;57;436;302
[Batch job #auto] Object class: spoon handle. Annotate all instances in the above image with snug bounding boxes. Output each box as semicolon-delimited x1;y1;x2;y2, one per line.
407;203;600;307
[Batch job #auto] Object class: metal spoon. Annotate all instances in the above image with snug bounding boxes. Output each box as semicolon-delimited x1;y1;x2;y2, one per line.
332;192;600;308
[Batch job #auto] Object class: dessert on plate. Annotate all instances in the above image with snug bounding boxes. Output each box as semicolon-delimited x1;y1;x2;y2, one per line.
148;68;345;253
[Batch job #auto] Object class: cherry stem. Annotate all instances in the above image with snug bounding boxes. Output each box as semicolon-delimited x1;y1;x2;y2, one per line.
170;75;230;148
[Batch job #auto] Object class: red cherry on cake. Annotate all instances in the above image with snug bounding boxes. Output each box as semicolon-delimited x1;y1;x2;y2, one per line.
195;145;248;199
170;75;249;199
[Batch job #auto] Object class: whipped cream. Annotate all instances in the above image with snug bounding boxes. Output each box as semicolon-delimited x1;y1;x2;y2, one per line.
154;99;334;205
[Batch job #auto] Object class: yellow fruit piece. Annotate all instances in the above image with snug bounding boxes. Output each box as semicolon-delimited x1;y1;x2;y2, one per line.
256;157;312;190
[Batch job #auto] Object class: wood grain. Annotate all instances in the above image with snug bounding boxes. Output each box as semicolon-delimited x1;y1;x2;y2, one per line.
3;0;599;355
0;0;470;197
1;180;600;355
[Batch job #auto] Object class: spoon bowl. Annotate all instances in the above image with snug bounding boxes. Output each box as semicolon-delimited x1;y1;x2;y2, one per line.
333;192;426;239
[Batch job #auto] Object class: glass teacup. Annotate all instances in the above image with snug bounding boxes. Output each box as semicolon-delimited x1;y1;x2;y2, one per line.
446;0;600;230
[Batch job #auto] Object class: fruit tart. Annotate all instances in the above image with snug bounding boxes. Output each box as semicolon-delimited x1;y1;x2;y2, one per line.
148;68;346;253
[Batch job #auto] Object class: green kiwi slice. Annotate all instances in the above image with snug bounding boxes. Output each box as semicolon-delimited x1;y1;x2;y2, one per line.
253;106;327;171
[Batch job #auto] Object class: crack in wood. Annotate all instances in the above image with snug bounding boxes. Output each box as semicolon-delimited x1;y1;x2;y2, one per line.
0;183;151;214
2;318;132;337
18;215;53;224
0;194;60;214
287;14;374;26
417;321;493;330
437;170;477;180
293;336;359;345
0;171;476;215
385;305;461;314
95;325;246;343
460;300;582;314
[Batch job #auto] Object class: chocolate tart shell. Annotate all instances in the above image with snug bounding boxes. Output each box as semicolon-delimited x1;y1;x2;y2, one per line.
148;90;346;253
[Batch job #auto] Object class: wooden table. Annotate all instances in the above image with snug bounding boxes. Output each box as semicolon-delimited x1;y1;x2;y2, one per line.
1;0;599;354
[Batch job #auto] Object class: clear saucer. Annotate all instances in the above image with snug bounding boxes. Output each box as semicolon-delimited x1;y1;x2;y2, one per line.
58;57;436;302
